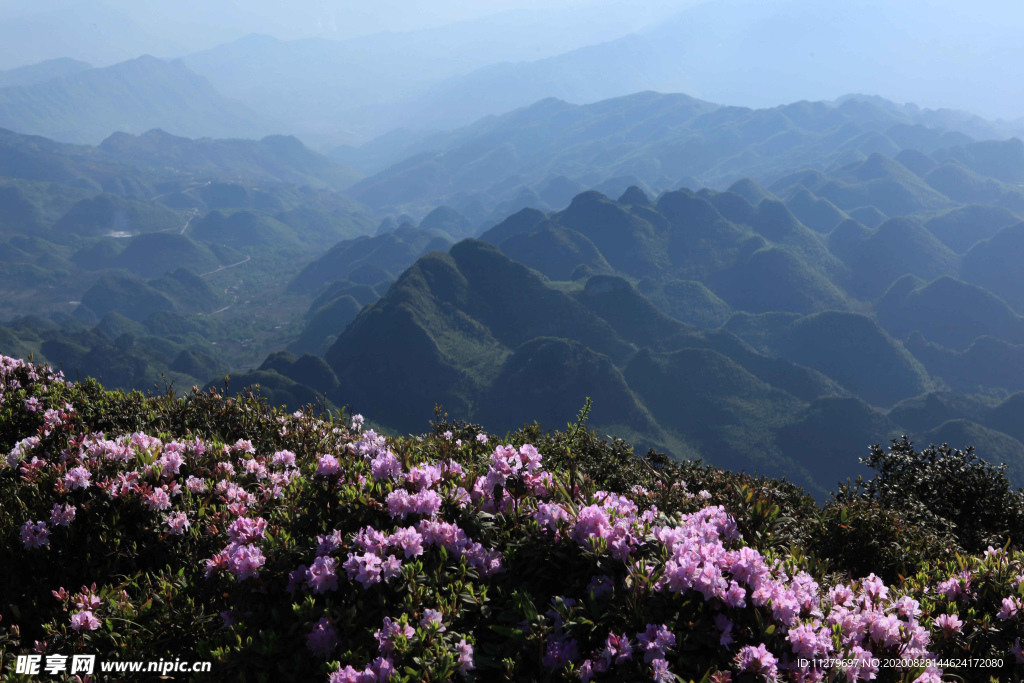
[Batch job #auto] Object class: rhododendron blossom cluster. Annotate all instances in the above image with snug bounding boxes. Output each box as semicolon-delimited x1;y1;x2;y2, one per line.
2;354;1023;682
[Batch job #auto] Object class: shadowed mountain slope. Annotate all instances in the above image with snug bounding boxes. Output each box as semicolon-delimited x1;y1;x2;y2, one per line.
324;240;635;432
924;205;1020;254
772;311;935;408
289;225;451;294
961;222;1024;312
876;276;1024;349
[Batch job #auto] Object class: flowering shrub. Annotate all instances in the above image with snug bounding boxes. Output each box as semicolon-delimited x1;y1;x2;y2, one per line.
1;355;1022;682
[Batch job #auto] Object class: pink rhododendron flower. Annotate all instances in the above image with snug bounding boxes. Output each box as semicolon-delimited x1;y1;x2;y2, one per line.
20;520;50;549
157;451;185;475
142;486;171;511
934;613;963;634
316;529;345;556
405;464;442;490
860;573;889;603
381;555;402;580
227;544;265;581
386;489;413;518
419;609;445;631
307;617;339;657
636;624;676;663
651;659;673;682
344;552;383;588
73;588;101;611
375;617;414;654
329;666;371;683
412;489;442;516
893;596;921;618
846;646;879;681
316;454;341;476
457;639;475;673
70;610;101;632
227;517;267;544
50;503;76;527
868;613;903;648
271;450;296;467
372;657;394;681
736;643;778;679
64;466;91;490
996;596;1019;620
371;451;402;481
232;439;255;454
603;633;633;664
355;526;389;554
1011;637;1023;664
937;577;962;600
305;556;339;594
387;526;424;558
542;636;580;668
518;444;543;472
715;614;734;649
165;511;190;535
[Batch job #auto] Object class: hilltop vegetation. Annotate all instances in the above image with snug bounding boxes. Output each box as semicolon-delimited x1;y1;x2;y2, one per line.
1;355;1023;682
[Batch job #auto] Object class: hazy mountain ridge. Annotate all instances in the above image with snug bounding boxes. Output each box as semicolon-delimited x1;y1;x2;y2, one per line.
158;0;1024;148
0;56;271;145
342;90;1024;226
0;125;362;196
0;57;93;88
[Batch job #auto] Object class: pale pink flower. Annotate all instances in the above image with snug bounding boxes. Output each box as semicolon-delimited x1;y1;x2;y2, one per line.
70;610;101;632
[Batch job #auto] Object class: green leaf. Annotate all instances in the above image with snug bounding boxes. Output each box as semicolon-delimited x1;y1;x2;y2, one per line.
488;626;524;639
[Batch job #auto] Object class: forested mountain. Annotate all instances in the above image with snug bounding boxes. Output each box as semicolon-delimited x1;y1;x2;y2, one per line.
3;90;1024;500
339;90;1023;226
308;176;1024;495
0;56;270;144
0;126;375;391
0;126;361;192
297;113;1024;497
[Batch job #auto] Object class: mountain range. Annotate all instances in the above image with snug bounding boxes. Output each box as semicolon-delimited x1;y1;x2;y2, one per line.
278;162;1024;495
2;0;1022;152
166;0;1023;146
339;91;1024;226
0;56;270;145
2;84;1024;500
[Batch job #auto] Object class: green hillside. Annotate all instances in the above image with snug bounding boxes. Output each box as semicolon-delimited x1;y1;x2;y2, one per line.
774;311;935;408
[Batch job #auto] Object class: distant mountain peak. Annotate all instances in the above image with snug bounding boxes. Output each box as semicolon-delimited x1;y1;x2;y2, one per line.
618;185;651;206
